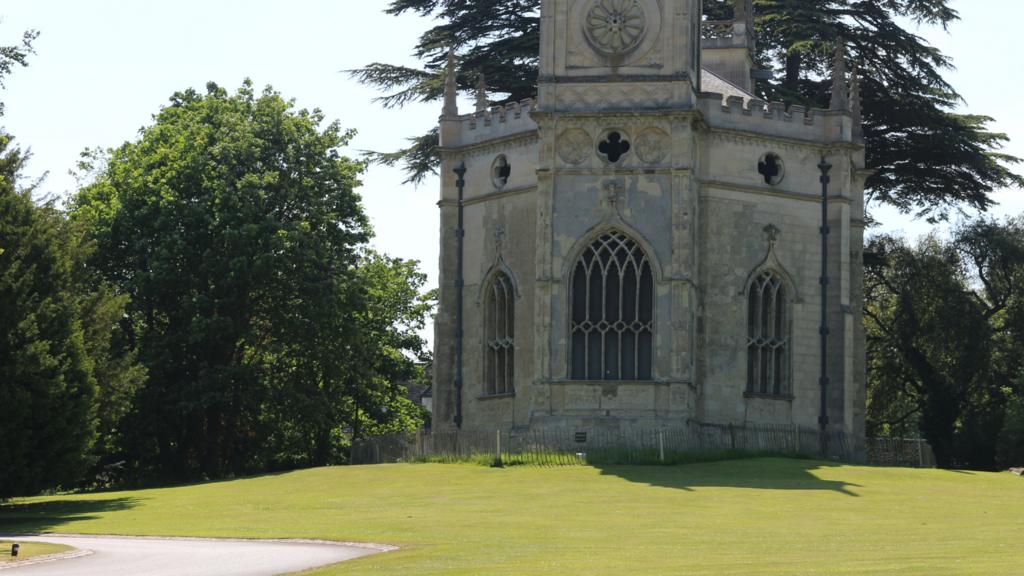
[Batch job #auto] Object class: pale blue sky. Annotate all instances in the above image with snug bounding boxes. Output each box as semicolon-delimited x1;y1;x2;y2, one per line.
2;0;1022;332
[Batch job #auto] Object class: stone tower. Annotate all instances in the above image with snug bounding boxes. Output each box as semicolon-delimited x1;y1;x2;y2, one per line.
432;0;866;451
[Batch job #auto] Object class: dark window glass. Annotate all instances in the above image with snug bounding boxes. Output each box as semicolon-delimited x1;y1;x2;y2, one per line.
485;272;515;395
570;232;654;381
746;271;789;396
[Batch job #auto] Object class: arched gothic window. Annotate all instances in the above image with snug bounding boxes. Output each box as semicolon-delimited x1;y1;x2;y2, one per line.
570;232;654;381
747;271;789;396
485;271;515;396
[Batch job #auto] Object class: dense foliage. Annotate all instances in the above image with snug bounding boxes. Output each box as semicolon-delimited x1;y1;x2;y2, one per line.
1;22;432;494
352;0;1022;220
0;27;138;499
865;219;1024;469
70;82;431;482
998;393;1024;467
0;136;95;498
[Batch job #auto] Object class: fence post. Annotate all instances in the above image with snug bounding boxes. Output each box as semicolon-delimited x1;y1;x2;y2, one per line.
917;438;924;468
658;430;665;463
496;429;503;466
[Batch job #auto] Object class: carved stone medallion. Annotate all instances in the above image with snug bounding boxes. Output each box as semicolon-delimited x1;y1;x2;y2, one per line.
557;128;593;165
583;0;647;57
634;127;670;164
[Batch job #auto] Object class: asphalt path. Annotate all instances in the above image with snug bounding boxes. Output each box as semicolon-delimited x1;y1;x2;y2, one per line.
0;535;390;575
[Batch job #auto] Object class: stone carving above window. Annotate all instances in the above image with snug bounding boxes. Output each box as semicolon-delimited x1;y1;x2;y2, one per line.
493;224;506;254
557;128;593;165
634;127;669;164
583;0;648;57
603;179;625;212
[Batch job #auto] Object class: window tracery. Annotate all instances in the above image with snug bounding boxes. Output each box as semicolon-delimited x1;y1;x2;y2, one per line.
485;271;515;396
747;271;789;396
570;231;654;380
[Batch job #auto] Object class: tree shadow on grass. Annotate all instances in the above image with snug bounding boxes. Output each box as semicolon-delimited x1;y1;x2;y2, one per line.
593;457;862;496
0;497;141;534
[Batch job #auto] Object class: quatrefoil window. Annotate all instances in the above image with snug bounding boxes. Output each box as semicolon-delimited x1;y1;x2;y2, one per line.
491;155;511;189
598;132;631;163
758;153;785;186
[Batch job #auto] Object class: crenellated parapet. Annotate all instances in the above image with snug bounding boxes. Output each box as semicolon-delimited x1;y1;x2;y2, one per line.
698;92;856;144
441;99;539;149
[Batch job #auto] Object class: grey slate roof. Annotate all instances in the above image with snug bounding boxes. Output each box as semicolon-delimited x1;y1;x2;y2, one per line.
701;68;755;102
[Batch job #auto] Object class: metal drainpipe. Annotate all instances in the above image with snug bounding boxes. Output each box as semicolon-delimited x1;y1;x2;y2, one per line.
818;156;832;456
453;161;467;429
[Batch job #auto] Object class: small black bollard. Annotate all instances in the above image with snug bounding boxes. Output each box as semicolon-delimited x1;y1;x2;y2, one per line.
11;543;19;557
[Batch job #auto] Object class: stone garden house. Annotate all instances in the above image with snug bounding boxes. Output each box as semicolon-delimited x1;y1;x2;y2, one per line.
431;0;867;450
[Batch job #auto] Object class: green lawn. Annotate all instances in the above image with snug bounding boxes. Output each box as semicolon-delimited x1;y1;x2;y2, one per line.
0;541;73;563
1;458;1022;575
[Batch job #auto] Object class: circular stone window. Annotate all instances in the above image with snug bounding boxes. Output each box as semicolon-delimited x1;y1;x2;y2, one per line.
584;0;648;56
758;153;785;186
491;155;511;189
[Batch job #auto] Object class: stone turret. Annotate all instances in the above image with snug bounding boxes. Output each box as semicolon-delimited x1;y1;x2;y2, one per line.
475;73;489;113
702;0;756;93
440;49;461;147
830;41;849;111
849;65;864;141
538;0;704;110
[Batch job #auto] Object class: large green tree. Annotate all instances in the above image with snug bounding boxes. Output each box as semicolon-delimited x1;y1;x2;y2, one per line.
345;252;434;439
72;82;429;480
351;0;1021;219
998;392;1024;468
865;219;1024;469
0;26;142;497
0;136;97;498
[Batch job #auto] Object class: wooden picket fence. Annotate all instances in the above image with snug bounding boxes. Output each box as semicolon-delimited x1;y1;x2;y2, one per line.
350;421;933;467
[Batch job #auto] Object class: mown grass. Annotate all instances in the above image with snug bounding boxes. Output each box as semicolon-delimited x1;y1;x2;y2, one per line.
1;458;1022;575
0;541;72;563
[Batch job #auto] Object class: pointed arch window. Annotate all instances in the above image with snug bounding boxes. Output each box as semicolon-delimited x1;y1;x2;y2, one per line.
747;271;789;396
570;232;654;381
485;271;515;396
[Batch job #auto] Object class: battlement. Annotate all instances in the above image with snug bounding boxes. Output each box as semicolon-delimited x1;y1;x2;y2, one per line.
698;92;856;144
441;99;539;149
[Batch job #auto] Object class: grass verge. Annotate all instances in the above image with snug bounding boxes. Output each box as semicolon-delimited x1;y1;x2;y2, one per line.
1;458;1022;575
0;541;73;563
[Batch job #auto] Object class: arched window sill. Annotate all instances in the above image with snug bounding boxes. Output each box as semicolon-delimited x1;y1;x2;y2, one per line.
744;392;795;402
478;392;516;400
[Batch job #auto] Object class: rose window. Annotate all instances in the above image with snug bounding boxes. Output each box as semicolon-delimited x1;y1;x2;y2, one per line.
584;0;647;56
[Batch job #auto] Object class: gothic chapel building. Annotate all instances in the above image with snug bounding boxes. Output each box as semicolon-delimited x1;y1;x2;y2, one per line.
432;0;866;448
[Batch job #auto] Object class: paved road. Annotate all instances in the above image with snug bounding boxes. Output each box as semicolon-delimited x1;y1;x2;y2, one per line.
0;535;389;575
